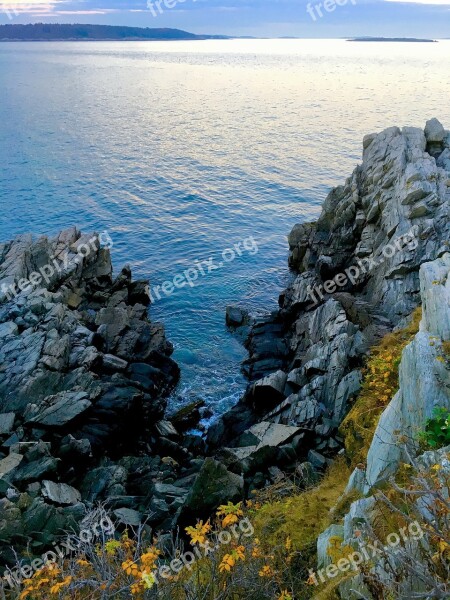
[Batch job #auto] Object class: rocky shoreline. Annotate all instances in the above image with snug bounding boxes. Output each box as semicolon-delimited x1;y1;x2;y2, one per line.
1;118;450;579
0;229;194;563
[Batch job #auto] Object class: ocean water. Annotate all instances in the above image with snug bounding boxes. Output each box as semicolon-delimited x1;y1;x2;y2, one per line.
1;39;449;420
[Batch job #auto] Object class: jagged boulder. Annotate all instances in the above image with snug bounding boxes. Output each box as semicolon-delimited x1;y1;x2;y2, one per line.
425;117;446;146
42;481;81;505
247;370;287;411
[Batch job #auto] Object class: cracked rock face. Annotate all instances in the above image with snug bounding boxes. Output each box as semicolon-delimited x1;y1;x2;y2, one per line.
0;229;179;446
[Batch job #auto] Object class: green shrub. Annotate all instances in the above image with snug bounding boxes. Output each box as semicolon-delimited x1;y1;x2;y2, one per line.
418;407;450;449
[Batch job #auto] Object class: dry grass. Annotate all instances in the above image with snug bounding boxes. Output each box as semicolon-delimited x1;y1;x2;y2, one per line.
339;307;422;467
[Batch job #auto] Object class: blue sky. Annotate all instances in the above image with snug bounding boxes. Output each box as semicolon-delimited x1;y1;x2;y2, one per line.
1;0;450;37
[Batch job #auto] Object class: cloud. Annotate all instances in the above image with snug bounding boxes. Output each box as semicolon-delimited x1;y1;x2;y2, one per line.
0;0;126;16
0;0;63;15
0;0;59;3
30;10;117;15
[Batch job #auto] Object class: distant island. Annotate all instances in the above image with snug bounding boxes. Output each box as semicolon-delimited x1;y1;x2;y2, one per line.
0;23;229;41
348;36;437;43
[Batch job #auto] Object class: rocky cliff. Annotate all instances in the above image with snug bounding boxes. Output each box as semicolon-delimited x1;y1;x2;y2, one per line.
208;118;450;487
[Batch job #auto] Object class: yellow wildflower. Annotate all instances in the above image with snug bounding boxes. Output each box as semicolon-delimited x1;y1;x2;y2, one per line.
219;554;236;573
233;545;245;561
105;539;121;555
217;501;244;518
185;520;211;545
259;565;274;578
222;513;239;528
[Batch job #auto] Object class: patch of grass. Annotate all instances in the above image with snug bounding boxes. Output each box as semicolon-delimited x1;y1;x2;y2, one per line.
248;458;352;599
252;458;351;552
418;406;450;449
340;307;422;467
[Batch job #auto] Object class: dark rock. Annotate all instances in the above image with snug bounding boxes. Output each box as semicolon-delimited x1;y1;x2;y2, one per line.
170;400;205;432
153;482;189;500
226;306;250;327
127;363;162;392
11;456;59;485
102;353;128;372
184;458;244;516
0;412;15;435
247;370;287;411
128;281;150;306
80;465;127;503
113;507;142;527
182;434;206;455
157;437;189;462
26;391;92;428
307;450;328;471
59;435;92;460
155;420;180;439
21;498;85;549
148;497;171;522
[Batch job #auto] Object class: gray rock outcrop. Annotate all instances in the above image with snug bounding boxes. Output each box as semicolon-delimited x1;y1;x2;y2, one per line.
0;229;185;562
208;118;450;500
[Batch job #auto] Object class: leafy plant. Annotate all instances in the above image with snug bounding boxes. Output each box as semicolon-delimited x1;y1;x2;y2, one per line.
418;407;450;449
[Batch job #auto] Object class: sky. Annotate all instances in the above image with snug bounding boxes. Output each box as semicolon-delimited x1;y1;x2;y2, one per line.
1;0;450;38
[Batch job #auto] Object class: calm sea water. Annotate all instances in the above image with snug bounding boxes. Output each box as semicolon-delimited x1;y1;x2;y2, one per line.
1;39;449;420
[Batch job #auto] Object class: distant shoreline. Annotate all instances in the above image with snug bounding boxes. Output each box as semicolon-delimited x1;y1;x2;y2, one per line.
0;23;230;42
348;37;437;43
